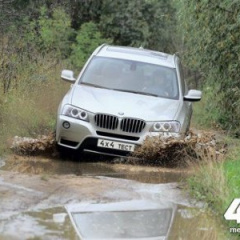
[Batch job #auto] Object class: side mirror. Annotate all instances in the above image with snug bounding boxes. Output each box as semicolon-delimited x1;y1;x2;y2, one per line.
184;89;202;102
61;70;76;83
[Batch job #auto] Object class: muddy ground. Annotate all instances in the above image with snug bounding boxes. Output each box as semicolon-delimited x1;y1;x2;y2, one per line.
0;153;226;240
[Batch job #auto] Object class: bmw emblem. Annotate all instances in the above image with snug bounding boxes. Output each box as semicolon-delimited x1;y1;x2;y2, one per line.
118;112;124;116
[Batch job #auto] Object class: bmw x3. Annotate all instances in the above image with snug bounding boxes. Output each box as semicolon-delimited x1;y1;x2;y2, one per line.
56;44;202;157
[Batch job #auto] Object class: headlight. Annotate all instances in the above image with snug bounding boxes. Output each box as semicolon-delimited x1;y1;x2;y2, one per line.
62;105;89;122
151;121;181;133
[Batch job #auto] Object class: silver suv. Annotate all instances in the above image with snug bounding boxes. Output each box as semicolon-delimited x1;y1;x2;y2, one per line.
56;44;201;157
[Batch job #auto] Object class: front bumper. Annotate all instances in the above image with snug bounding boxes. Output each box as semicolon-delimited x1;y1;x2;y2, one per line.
56;115;181;156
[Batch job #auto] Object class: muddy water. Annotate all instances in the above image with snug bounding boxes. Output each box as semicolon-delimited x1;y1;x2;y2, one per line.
0;155;227;239
1;155;188;184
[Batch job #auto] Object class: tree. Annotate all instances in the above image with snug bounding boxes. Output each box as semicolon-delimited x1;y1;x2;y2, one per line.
12;0;103;30
0;0;24;93
70;22;111;69
32;6;74;57
100;0;176;52
69;0;103;29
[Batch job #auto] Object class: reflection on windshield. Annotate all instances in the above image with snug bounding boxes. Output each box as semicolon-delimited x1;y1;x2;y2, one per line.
73;209;172;239
66;200;176;240
80;56;179;100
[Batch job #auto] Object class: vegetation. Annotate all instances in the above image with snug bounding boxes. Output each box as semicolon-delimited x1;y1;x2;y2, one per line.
187;131;240;237
174;1;240;233
71;21;111;68
100;0;176;51
177;0;240;133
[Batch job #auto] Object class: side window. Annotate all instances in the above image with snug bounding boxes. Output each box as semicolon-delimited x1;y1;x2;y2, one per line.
179;62;188;95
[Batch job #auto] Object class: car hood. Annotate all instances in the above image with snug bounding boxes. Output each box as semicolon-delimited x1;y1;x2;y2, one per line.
70;85;180;121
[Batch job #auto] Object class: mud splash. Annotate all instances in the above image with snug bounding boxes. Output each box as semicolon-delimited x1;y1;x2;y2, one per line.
10;132;56;156
10;130;226;167
131;130;226;166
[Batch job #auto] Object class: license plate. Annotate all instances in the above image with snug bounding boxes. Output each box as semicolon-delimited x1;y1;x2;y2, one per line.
97;139;135;152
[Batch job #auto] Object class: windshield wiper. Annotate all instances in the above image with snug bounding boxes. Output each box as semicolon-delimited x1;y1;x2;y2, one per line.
80;82;114;90
114;89;159;97
81;83;158;97
80;82;105;88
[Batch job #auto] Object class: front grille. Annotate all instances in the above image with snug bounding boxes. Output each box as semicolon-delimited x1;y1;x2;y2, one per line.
94;114;118;130
120;118;146;133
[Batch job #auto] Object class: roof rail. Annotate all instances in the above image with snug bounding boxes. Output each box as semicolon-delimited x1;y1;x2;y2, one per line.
95;43;109;55
174;51;184;58
173;52;181;62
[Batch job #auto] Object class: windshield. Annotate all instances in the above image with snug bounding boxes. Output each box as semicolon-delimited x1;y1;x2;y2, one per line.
79;56;179;99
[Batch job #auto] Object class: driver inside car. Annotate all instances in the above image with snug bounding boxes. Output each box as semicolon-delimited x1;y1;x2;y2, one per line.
144;70;171;97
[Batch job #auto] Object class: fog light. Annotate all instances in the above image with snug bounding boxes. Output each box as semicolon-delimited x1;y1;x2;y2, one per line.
63;121;70;129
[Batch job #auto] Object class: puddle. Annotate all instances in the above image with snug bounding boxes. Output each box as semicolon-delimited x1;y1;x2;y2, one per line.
0;207;78;240
0;204;226;240
168;205;225;240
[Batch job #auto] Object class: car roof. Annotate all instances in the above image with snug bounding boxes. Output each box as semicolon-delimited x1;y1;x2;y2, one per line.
94;45;177;68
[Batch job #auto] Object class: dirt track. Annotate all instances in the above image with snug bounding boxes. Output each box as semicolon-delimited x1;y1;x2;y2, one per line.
0;154;224;239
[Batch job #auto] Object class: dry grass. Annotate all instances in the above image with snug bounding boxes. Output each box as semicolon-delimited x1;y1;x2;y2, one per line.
0;52;70;155
187;157;229;212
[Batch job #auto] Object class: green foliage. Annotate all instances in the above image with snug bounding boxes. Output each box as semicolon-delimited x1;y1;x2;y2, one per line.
191;84;229;130
27;6;74;58
145;0;176;52
0;0;21;33
0;5;74;95
70;22;111;68
224;160;240;199
187;138;240;236
185;130;240;240
177;0;240;132
68;0;103;29
100;0;149;47
100;0;176;52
